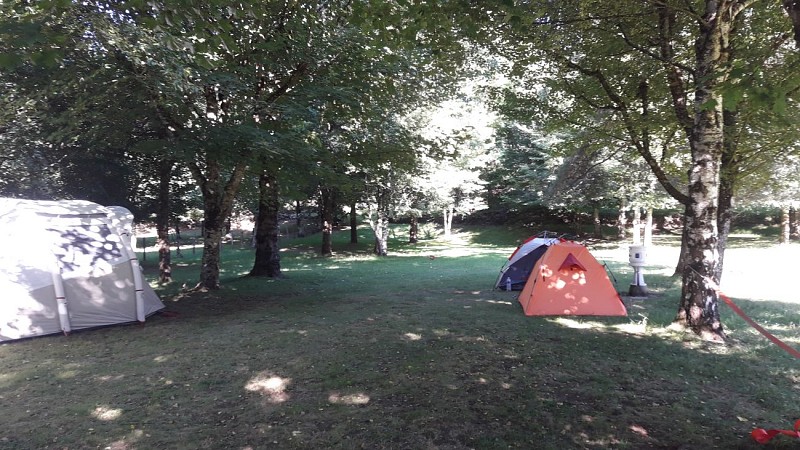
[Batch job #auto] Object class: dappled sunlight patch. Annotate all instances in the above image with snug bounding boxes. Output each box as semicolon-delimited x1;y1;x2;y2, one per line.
501;350;520;359
245;371;292;404
453;290;483;295
447;291;516;307
629;424;649;437
456;335;488;343
91;405;122;421
278;328;308;336
96;374;125;382
104;428;145;450
550;317;601;330
472;298;514;306
612;322;649;335
57;369;80;379
576;431;622;447
328;392;370;405
153;355;170;363
403;332;423;341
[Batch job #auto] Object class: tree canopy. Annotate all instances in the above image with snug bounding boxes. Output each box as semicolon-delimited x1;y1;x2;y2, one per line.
2;0;799;339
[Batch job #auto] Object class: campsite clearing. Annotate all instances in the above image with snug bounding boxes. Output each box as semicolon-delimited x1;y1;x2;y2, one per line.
1;227;798;449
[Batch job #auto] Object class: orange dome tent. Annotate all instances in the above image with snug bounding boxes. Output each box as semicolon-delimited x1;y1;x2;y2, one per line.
517;241;626;316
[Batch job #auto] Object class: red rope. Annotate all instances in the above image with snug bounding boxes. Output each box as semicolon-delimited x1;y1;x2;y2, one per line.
717;291;800;360
687;267;800;359
686;272;800;444
751;419;800;444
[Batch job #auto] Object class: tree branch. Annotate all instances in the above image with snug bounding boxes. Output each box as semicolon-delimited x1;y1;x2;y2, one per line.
616;23;696;74
561;56;690;205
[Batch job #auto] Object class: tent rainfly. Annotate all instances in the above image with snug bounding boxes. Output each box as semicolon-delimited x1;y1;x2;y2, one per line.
495;236;560;291
517;241;627;316
0;198;164;342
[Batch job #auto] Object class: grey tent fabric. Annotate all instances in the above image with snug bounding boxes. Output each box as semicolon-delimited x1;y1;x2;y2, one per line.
0;199;164;341
495;236;559;291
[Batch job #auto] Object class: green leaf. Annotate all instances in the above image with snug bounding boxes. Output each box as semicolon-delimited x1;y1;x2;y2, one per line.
0;53;23;69
772;93;787;115
698;98;718;111
721;85;745;111
29;49;61;67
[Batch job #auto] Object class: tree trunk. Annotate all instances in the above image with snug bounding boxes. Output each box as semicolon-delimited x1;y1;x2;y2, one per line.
190;156;248;290
616;198;627;241
780;204;791;244
716;106;740;282
250;171;282;277
632;206;642;244
443;206;454;238
673;204;691;277
174;218;183;257
156;160;174;284
350;202;358;244
791;205;799;240
373;211;389;256
295;200;303;237
593;204;602;238
644;207;653;247
409;215;419;244
320;187;336;256
367;188;391;256
673;6;734;341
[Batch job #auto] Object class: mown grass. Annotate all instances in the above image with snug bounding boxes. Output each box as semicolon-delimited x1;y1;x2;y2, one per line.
1;225;799;449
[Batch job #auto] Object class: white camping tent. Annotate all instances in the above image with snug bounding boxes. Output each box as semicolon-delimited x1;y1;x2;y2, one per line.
0;198;164;341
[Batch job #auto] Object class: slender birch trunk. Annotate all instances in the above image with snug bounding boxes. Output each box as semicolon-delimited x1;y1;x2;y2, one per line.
593;204;602;238
350;202;358;244
617;198;627;241
320;187;336;256
443;206;454;238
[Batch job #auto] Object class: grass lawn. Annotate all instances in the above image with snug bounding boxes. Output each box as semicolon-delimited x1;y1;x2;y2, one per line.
1;225;799;449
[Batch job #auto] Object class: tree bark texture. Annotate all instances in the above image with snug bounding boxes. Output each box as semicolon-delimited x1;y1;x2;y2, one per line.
368;187;391;256
673;204;691;277
617;199;627;241
443;206;454;238
295;200;304;237
715;52;743;282
373;211;389;256
250;171;282;277
673;2;738;341
350;202;358;244
593;205;602;238
409;215;419;244
190;156;248;290
320;187;336;256
156;159;174;284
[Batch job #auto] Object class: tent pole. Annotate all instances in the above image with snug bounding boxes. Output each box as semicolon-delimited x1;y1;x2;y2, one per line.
50;265;71;335
122;243;146;323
